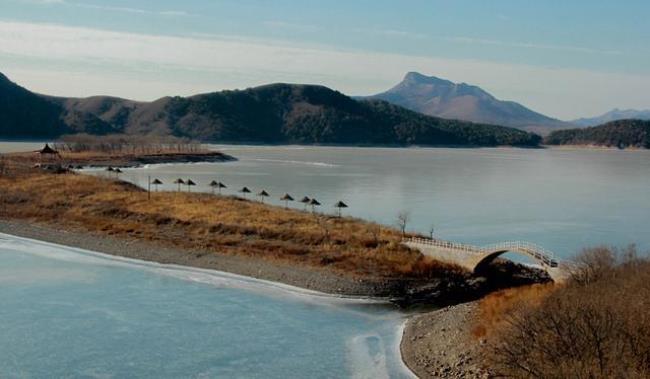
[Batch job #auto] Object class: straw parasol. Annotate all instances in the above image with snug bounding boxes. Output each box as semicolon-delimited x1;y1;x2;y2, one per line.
280;193;294;208
173;178;185;192
257;190;270;203
151;178;163;192
239;186;251;198
334;201;348;217
113;168;123;178
209;180;219;194
186;179;196;192
300;196;311;211
309;198;321;213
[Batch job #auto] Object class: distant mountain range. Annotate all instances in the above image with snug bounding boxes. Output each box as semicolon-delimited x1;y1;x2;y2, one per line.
0;72;541;147
545;119;650;149
365;72;573;135
571;109;650;127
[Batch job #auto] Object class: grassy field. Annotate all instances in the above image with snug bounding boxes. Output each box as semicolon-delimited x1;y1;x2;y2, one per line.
0;163;465;279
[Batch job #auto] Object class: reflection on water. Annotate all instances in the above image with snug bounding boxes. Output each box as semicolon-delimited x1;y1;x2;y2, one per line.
103;145;650;258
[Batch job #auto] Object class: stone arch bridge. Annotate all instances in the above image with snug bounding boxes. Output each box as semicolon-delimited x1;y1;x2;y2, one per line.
403;237;568;282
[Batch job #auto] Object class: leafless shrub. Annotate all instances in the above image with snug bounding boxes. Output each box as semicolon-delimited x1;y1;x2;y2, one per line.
487;246;650;378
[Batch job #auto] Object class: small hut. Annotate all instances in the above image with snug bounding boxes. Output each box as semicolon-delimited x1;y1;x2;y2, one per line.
37;144;61;165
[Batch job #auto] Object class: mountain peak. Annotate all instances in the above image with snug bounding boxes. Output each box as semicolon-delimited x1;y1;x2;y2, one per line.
571;108;650;127
402;72;453;86
369;72;569;134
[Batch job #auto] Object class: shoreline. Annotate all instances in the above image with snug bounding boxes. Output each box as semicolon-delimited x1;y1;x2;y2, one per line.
0;219;410;298
0;219;483;378
0;230;418;378
401;303;488;378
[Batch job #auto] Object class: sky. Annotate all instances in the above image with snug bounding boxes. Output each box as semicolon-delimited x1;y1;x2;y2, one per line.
1;0;649;120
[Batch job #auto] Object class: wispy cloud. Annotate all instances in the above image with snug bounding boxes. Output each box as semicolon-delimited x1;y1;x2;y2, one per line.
19;0;193;17
353;27;428;40
263;20;322;32
449;36;622;56
0;21;648;119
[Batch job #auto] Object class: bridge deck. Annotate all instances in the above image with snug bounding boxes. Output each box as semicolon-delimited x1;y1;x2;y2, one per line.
403;237;560;268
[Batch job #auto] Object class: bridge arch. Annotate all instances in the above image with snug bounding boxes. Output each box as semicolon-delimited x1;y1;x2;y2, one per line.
473;249;548;274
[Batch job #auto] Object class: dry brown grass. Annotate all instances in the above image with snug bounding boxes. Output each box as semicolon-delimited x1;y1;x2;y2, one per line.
0;166;466;279
472;283;556;339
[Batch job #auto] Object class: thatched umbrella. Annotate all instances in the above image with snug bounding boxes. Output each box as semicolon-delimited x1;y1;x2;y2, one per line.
105;166;114;178
300;196;311;211
173;178;185;192
114;168;123;178
239;186;251;199
216;182;227;194
186;179;196;192
209;180;219;194
280;193;294;208
334;201;348;217
257;190;270;203
151;178;163;192
309;198;321;213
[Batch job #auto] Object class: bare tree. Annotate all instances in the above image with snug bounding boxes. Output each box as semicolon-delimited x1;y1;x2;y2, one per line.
396;211;410;237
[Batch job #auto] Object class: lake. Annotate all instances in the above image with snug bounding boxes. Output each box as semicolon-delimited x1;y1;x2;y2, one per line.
113;145;650;259
3;143;650;378
0;234;412;378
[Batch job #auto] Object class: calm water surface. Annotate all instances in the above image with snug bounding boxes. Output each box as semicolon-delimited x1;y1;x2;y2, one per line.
0;234;411;378
116;145;650;258
3;142;649;378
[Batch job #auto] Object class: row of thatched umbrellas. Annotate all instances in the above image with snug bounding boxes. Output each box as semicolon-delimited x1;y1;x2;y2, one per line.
148;177;349;216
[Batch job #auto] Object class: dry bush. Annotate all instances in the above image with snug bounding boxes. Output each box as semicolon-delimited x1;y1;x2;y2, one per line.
486;246;650;378
472;283;555;340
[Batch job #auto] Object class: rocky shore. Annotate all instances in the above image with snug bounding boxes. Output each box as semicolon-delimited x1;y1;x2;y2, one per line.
401;302;490;378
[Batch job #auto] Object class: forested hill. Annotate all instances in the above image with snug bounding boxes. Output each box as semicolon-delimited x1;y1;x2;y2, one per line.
0;72;541;147
544;119;650;149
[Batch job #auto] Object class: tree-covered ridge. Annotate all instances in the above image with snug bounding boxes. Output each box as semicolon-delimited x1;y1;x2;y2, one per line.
0;72;541;147
544;119;650;149
157;84;541;146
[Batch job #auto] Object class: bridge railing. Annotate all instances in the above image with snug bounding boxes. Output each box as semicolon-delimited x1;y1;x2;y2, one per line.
403;237;484;254
481;241;556;261
403;237;560;267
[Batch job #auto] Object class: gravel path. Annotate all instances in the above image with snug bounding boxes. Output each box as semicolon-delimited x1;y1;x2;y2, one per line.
401;302;490;378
